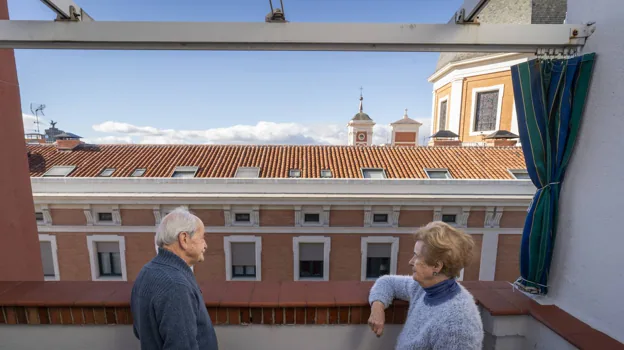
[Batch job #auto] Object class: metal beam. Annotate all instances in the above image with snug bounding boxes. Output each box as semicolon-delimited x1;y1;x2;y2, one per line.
0;20;590;52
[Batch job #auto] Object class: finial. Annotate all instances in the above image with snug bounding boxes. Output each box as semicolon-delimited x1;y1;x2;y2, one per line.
403;108;408;119
359;87;364;112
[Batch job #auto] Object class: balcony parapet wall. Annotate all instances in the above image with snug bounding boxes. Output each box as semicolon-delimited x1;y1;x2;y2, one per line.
0;281;621;349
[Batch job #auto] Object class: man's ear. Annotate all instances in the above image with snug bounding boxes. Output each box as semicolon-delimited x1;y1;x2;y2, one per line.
178;231;189;249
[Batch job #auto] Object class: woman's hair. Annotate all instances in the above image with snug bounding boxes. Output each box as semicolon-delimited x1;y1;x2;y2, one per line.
413;221;475;278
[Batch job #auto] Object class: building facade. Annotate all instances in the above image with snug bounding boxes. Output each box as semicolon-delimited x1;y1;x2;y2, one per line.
28;142;534;286
428;0;567;145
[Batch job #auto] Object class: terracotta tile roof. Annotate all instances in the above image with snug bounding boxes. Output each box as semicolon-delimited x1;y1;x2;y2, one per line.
26;144;526;179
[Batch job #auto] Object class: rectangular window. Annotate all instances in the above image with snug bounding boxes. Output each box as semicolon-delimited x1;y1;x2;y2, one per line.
438;100;448;130
224;236;262;281
35;212;44;222
96;242;122;277
299;243;325;279
235;213;251;223
231;242;257;278
425;169;452;179
361;168;386;179
320;170;333;178
235;167;260;178
366;243;392;279
40;241;56;277
442;214;457;223
372;213;389;223
99;168;115;177
289;169;301;178
509;169;530;180
304;213;320;223
474;91;499;132
43;166;76;177
131;168;146;177
98;212;113;222
172;166;198;178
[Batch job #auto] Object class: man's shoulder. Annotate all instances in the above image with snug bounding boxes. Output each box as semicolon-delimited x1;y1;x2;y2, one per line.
135;263;195;294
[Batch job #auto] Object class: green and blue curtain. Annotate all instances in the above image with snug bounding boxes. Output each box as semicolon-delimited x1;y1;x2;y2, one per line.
510;53;595;295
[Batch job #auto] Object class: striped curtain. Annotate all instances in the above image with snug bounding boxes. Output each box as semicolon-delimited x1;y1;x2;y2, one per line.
510;53;596;295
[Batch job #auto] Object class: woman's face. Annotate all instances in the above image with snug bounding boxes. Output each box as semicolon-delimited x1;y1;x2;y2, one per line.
408;241;438;286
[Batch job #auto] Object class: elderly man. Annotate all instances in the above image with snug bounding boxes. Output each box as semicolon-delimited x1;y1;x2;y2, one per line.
131;207;218;350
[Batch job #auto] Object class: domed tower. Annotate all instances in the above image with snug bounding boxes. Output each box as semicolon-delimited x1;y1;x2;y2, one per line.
347;93;375;146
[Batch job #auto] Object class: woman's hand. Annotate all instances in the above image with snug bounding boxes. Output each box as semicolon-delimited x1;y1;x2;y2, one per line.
367;301;386;337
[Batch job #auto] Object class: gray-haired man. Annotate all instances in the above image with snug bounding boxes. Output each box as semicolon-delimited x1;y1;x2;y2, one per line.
131;208;218;350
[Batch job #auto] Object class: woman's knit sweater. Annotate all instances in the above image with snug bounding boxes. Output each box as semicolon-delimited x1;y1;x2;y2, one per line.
369;276;483;350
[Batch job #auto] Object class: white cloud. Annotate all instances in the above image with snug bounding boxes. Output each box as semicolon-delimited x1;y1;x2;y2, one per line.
91;119;433;146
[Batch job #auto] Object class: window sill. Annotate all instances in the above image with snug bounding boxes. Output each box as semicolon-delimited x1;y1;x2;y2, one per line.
93;276;125;282
231;277;259;282
44;276;59;281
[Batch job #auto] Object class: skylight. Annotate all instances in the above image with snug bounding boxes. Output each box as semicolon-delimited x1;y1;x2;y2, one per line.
289;169;301;178
171;166;199;178
509;169;530;180
131;168;146;177
361;168;386;179
43;166;76;177
235;167;260;178
320;169;333;178
99;168;115;177
425;169;452;179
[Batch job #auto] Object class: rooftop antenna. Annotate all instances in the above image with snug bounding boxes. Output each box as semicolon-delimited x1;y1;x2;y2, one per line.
30;103;46;134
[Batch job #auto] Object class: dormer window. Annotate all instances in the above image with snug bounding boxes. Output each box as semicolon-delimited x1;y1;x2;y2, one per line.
320;169;333;178
172;166;198;178
289;169;301;178
509;169;530;180
235;167;260;178
425;169;452;179
361;168;386;179
131;168;146;177
43;166;76;177
99;168;115;177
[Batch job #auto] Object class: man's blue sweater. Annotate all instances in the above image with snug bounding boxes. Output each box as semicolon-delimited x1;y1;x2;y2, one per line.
131;248;218;350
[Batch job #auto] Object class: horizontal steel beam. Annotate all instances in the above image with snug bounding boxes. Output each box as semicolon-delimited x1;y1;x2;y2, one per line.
0;20;589;52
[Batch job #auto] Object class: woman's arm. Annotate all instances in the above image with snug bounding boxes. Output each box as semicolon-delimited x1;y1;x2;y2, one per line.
368;275;417;307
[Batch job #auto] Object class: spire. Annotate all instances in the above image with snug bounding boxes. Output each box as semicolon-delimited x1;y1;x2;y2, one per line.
359;87;364;112
403;108;408;119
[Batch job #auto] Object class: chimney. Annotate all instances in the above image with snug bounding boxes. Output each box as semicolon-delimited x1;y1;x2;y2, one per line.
54;132;83;151
429;130;461;147
483;130;519;147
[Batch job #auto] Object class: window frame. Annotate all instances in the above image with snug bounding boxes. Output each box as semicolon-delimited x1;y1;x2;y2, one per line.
361;236;399;281
437;95;449;131
42;165;76;177
98;168;115;177
424;168;452;179
171;166;199;178
469;84;505;136
508;168;531;180
86;235;127;281
289;169;302;178
234;167;260;178
39;234;60;281
130;168;146;177
293;236;331;281
361;168;387;179
224;236;262;281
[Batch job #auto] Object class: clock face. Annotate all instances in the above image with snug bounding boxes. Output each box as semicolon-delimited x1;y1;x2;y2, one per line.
357;132;366;141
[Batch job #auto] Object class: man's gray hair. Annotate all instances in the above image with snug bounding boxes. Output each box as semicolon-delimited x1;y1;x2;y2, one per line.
155;207;201;248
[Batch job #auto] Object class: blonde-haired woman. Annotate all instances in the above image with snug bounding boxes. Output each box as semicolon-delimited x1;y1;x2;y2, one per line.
368;221;483;349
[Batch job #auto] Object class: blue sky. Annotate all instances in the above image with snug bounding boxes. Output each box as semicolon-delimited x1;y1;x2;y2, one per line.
11;0;463;145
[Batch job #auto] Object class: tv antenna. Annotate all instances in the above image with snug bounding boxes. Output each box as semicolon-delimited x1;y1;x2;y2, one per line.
30;103;46;134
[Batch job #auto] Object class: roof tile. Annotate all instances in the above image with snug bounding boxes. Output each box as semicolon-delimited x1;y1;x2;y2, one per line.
27;144;526;180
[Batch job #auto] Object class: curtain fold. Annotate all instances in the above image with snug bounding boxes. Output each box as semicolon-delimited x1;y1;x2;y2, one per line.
510;53;596;295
